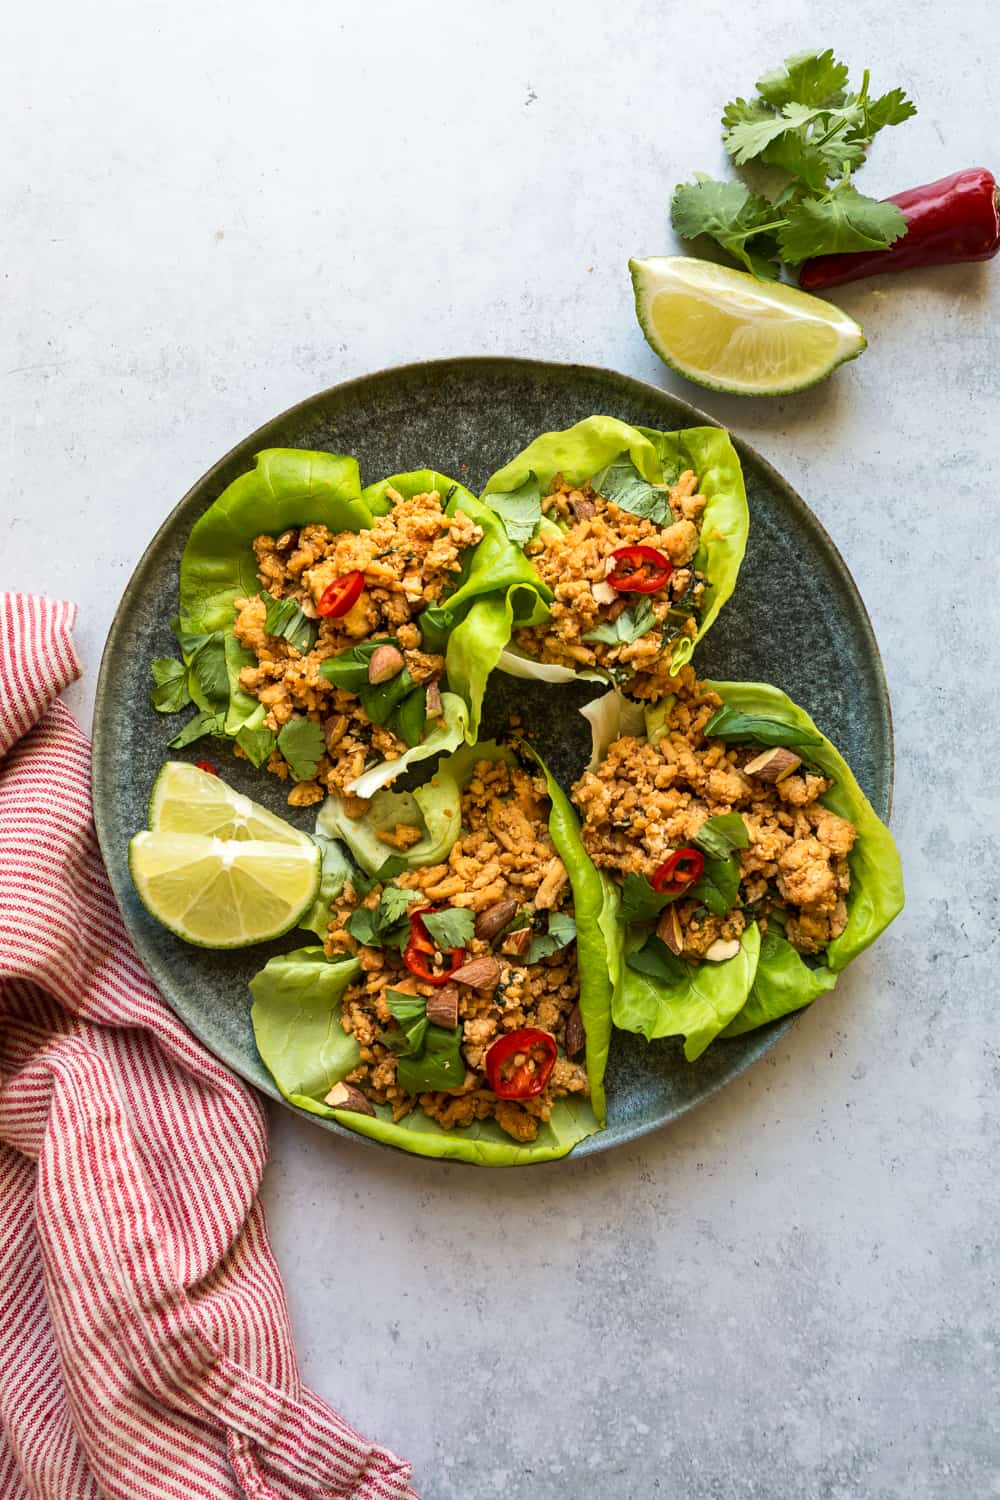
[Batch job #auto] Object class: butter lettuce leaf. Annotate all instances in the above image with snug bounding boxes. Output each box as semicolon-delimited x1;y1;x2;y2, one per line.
615;923;761;1060
481;416;748;681
722;929;837;1037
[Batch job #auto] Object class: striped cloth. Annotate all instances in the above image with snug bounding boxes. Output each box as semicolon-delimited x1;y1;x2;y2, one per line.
0;595;417;1500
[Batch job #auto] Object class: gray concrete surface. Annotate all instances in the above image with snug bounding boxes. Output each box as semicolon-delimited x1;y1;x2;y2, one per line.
4;3;998;1496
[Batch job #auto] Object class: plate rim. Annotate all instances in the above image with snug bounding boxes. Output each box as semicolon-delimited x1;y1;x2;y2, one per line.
92;354;894;1164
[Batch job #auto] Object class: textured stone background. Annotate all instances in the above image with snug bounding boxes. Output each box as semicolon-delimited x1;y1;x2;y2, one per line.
4;3;998;1496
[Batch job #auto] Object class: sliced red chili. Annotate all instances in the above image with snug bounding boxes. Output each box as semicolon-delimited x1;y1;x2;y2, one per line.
607;545;673;594
485;1028;558;1100
317;570;365;618
194;760;218;775
402;908;466;987
651;847;704;895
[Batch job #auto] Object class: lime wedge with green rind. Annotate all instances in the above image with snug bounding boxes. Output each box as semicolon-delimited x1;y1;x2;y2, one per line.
148;761;312;846
630;255;865;396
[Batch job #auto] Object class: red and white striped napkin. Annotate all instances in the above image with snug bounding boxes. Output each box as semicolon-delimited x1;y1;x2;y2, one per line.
0;594;417;1500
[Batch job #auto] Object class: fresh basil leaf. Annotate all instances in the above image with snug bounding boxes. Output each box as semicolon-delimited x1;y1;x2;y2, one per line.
694;813;750;861
261;590;318;654
393;685;426;749
277;717;325;781
690;855;741;917
150;658;192;714
525;911;577;964
319;639;400;692
351;855;409;899
396;1024;466;1093
589;454;671;525
486;471;543;546
704;706;823;747
385;990;430;1056
583;598;656;646
236;724;278;768
359;669;415;727
345;906;379;946
626;934;690;984
167;710;224;748
620;872;670;925
420;906;475;951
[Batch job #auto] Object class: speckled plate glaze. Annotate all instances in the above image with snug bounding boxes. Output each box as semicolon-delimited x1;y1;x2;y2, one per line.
93;358;893;1162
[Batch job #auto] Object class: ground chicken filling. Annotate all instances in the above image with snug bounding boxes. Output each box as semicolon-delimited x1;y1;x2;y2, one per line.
514;471;708;698
572;668;858;956
323;758;590;1142
231;488;482;803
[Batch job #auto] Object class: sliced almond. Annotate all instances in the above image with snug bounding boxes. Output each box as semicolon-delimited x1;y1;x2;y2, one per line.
324;1081;376;1116
449;955;502;990
704;938;740;963
656;905;684;957
367;644;406;685
592;579;619;606
425;679;443;718
564;1004;586;1059
425;987;460;1029
474;898;519;942
501;925;532;958
570;494;596;521
744;747;802;783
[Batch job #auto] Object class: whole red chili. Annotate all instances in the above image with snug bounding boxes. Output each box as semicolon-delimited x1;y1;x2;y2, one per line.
799;168;1000;290
402;908;466;986
485;1028;558;1100
317;570;365;618
607;545;673;593
651;847;705;895
194;760;218;776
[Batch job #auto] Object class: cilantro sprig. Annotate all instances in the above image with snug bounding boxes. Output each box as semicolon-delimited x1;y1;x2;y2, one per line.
670;49;916;278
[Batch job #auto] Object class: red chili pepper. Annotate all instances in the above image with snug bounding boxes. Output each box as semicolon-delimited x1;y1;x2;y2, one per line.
651;848;705;895
485;1028;558;1100
402;908;466;986
799;168;1000;291
317;570;365;618
607;545;673;593
194;760;218;775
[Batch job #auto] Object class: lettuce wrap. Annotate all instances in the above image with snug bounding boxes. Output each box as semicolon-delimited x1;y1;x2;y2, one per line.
580;681;903;1060
479;416;749;685
250;739;616;1164
153;451;549;791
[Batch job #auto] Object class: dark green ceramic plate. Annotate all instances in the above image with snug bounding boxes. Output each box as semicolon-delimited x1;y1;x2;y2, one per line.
93;357;892;1160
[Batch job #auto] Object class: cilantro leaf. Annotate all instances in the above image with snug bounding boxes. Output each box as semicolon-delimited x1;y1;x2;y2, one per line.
486;472;543;546
754;49;849;109
723;110;796;166
583;598;657;647
235;725;277;768
670;177;781;277
150;658;191;714
525;911;577;964
590;454;672;524
693;813;750;861
350;856;408;898
777;183;907;263
690;855;741;917
346;882;419;949
261;591;318;654
167;710;224;749
864;87;917;132
420;906;475;951
277;717;325;781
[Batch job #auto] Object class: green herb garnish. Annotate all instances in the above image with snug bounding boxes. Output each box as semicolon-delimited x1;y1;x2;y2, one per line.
704;706;823;747
590;454;671;524
671;49;916;277
167;710;224;749
525;911;577;964
420;906;475;951
486;471;543;545
150;658;191;714
690;855;741;917
693;812;750;861
583;598;657;646
261;591;318;654
277;717;325;781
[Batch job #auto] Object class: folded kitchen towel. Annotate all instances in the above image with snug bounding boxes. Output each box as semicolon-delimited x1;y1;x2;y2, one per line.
0;594;417;1500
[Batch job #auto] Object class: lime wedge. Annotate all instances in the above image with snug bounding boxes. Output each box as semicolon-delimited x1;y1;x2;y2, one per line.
129;831;321;948
149;761;312;847
630;256;865;396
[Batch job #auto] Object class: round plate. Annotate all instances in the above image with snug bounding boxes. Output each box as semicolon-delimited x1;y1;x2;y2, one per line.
93;358;892;1161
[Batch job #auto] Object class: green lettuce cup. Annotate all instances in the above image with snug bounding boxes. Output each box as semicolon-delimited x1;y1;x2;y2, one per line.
479;415;749;693
250;739;617;1164
152;450;549;796
574;678;903;1060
